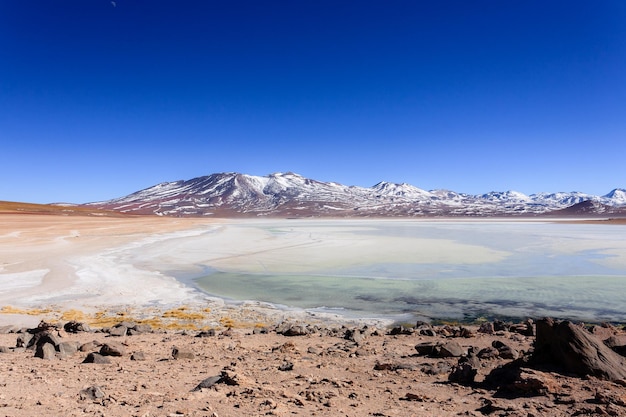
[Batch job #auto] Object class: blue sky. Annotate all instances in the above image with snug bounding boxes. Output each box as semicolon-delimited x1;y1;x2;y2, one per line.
2;1;625;203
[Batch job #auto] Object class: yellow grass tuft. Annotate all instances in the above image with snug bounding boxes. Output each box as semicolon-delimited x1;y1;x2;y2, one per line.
59;309;87;322
0;306;52;316
162;307;205;321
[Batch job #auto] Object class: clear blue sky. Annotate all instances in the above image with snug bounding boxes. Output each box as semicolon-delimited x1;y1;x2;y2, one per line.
2;1;625;203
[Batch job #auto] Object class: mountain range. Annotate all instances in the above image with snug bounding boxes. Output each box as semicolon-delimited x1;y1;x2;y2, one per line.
86;172;626;218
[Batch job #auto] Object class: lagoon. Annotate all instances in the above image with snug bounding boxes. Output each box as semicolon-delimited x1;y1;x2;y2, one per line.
179;219;626;322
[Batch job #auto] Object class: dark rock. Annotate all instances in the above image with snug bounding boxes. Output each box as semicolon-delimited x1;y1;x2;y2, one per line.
64;321;91;333
448;363;477;384
172;347;195;360
99;342;126;357
492;340;519;360
82;352;111;364
16;334;31;348
344;328;366;344
459;347;482;369
79;385;106;401
219;369;241;385
278;361;294;371
420;362;451;375
415;342;437;356
477;346;500;360
533;318;626;381
388;326;414;335
196;329;217;338
415;340;465;357
436;340;465;358
27;321;58;334
35;342;56;360
276;323;309;336
478;322;495;335
26;330;61;350
493;320;509;332
374;362;415;371
510;319;534;336
191;375;222;391
131;351;146;361
419;328;436;337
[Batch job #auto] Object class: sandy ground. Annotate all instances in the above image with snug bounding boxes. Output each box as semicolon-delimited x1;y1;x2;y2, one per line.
1;321;625;417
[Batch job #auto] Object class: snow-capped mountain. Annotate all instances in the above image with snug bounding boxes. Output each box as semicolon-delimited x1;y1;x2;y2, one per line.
87;172;626;217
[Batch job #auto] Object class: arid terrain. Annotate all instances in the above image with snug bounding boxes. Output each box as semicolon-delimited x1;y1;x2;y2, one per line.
1;317;626;417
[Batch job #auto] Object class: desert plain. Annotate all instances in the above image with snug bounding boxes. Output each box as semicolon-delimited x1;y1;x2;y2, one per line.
1;212;626;416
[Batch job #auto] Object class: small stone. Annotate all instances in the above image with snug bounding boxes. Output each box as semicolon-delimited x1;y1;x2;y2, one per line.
79;341;100;352
108;325;127;337
448;363;477;384
82;352;111;364
100;342;126;356
278;361;294;371
191;375;222;391
172;347;195;360
131;351;147;361
79;385;105;401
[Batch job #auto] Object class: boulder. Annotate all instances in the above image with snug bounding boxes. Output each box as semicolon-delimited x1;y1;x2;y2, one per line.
533;318;626;381
26;331;60;350
131;351;147;361
35;342;56;360
99;342;126;357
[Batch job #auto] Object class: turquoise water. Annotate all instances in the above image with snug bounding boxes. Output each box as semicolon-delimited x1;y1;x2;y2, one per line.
190;220;626;322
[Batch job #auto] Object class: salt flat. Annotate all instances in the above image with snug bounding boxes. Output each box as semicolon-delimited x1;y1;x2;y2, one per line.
1;215;625;325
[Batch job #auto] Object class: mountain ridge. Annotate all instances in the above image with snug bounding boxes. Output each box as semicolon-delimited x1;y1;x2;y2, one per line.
86;172;626;218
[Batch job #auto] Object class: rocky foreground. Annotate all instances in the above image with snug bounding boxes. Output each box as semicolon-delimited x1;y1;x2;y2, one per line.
1;318;626;417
